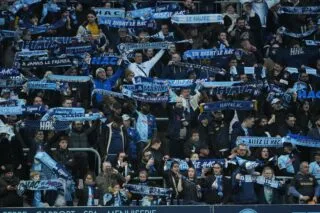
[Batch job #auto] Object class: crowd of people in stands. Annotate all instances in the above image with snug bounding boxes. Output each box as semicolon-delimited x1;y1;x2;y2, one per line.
0;0;320;207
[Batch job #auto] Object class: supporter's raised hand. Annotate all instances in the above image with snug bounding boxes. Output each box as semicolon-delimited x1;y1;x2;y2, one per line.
235;173;242;180
312;196;317;203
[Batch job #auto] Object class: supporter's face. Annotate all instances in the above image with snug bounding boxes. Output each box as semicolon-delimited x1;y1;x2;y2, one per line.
103;162;112;172
316;60;320;71
259;118;267;127
262;169;273;179
213;164;222;175
33;97;43;105
184;0;193;8
273;102;282;110
286;117;296;127
303;102;310;111
5;172;13;178
31;17;38;25
59;140;68;150
171;164;180;173
172;54;181;62
139;33;149;42
143;152;152;160
192;133;199;142
119;30;127;38
261;148;269;159
301;163;309;174
106;67;113;76
175;100;183;108
153;142;161;150
76;3;83;11
75;122;83;130
169;45;176;54
135;53;143;63
87;14;96;23
219;33;227;41
315;155;320;162
229;59;237;67
237;145;247;157
123;120;130;127
23;32;32;41
300;73;309;82
181;89;190;98
246;118;255;128
63;100;72;107
201;119;208;126
146;49;154;58
98;71;107;80
161;25;169;34
213;111;223;120
126;73;134;82
190;153;199;160
104;2;111;8
316;119;320;127
141;105;150;113
35;131;44;141
85;175;94;185
187;168;195;178
226;5;235;14
240;74;248;82
119;153;126;161
113;184;120;193
237;20;245;29
284;146;293;153
139;173;147;182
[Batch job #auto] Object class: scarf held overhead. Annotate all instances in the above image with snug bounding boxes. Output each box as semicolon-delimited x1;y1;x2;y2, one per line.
203;101;254;112
171;14;224;24
236;136;283;147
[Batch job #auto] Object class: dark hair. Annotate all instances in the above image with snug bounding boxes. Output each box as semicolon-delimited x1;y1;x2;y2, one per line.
58;135;69;143
170;161;180;169
236;17;245;22
84;171;96;181
285;113;295;120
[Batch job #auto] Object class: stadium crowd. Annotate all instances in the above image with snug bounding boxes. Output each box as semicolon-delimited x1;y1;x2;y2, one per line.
0;0;320;208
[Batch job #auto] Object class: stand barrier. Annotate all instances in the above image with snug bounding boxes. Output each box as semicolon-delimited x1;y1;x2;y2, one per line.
1;205;320;213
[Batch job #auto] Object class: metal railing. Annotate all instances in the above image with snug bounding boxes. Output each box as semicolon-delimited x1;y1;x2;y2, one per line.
23;147;102;174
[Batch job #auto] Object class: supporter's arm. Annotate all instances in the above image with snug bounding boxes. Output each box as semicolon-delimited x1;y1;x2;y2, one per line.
143;49;165;75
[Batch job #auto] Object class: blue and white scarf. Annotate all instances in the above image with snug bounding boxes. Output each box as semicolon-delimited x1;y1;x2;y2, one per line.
0;105;47;115
38;36;78;44
17;179;63;196
239;175;281;189
278;6;320;14
0;68;20;78
209;85;258;95
15;50;48;58
201;81;241;88
118;40;191;53
46;74;91;83
94;8;125;18
98;17;156;29
40;2;61;23
203;101;254;112
305;40;320;46
286;134;320;148
54;113;105;122
278;25;318;38
41;107;85;121
236;136;283;148
64;45;93;55
122;84;168;93
21;19;66;35
172;61;225;76
9;0;41;14
18;40;61;50
131;94;169;103
183;48;238;60
19;57;74;68
165;159;226;172
90;56;119;65
171;14;223;24
0;30;19;41
232;157;264;170
20;120;71;131
127;4;180;20
124;184;172;197
0;76;26;88
26;81;61;91
91;89;125;99
134;76;194;88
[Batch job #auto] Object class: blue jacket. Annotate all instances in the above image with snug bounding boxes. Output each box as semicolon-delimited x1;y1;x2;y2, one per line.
93;67;124;103
232;168;258;204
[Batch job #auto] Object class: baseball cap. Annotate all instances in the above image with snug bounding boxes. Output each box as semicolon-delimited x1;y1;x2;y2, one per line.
122;114;130;121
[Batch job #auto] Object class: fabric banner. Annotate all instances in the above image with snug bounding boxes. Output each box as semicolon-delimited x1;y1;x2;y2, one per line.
18;40;61;50
92;89;125;99
98;17;156;29
122;84;168;93
0;30;19;40
172;61;225;75
236;136;283;147
46;74;91;83
278;26;318;38
0;68;20;78
0;106;23;115
20;120;71;131
165;159;226;172
26;81;61;91
233;157;263;170
90;56;119;65
134;76;194;88
118;42;171;53
9;0;41;14
19;57;73;68
94;8;125;18
17;179;63;196
278;6;320;14
124;184;172;197
183;48;237;60
171;14;224;24
21;19;66;35
127;4;180;19
38;37;78;44
131;94;169;103
305;40;320;46
239;175;281;189
203;101;254;112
